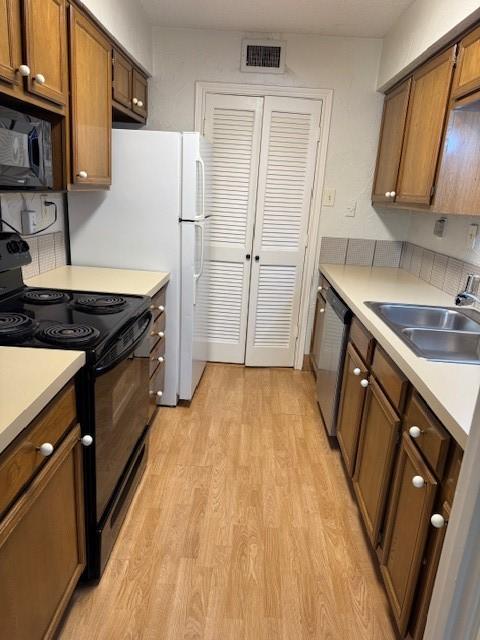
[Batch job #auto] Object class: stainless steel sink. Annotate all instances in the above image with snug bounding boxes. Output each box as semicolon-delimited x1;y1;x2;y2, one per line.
365;302;480;364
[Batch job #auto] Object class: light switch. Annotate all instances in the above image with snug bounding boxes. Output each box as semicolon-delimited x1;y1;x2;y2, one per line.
467;224;478;249
345;201;357;218
322;188;336;207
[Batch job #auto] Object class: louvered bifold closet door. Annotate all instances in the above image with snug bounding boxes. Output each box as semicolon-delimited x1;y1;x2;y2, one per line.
245;96;322;367
203;93;264;363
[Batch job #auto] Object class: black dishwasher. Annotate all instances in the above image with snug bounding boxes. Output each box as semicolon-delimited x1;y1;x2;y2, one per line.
315;285;352;436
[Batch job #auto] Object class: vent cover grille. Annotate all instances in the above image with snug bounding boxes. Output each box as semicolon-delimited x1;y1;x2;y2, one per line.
241;40;286;74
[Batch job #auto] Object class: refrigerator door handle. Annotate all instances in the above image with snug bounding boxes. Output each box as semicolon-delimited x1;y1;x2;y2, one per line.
193;220;204;305
195;157;206;221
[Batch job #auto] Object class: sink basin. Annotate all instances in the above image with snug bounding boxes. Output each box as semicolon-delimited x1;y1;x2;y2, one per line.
402;328;480;364
365;302;480;364
368;303;480;332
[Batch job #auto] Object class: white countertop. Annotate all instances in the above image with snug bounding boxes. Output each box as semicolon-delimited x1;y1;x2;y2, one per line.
26;266;170;297
320;264;480;448
0;347;85;454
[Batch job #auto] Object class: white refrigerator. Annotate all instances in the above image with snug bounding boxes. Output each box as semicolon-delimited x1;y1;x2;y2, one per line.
68;130;211;406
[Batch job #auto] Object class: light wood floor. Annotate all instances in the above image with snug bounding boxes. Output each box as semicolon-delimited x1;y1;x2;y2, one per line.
59;364;396;639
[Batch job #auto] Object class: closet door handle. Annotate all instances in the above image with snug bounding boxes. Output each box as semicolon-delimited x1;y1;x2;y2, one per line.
255;255;260;262
246;254;251;260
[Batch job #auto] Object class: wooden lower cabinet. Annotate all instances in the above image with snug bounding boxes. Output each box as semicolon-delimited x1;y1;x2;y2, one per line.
353;376;401;546
0;424;85;640
336;342;368;476
380;433;438;636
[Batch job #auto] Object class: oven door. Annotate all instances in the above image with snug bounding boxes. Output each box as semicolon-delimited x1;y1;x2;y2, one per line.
94;319;150;521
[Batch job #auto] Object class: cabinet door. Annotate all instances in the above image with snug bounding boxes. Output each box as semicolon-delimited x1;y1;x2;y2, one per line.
0;0;21;85
23;0;67;105
132;68;147;119
309;290;325;376
353;376;400;546
452;26;480;100
395;47;456;205
69;6;112;187
112;48;133;109
372;79;411;203
336;342;369;476
380;433;438;636
0;425;85;640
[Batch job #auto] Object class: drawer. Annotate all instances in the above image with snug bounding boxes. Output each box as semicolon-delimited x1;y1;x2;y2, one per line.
150;312;166;350
350;317;375;366
148;363;165;422
0;383;77;516
372;346;409;412
149;337;166;377
149;286;166;320
404;392;450;478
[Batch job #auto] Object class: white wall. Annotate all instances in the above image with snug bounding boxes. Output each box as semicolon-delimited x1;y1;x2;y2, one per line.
80;0;153;72
378;0;480;89
148;27;408;242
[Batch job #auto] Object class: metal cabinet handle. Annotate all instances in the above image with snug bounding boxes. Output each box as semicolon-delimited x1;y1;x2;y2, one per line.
412;475;426;488
38;442;54;457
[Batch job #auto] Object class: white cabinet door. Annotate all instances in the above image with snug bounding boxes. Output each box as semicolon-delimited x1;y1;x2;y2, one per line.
203;93;263;363
245;96;322;366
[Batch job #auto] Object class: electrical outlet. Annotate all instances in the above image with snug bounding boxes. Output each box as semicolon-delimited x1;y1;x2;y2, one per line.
345;201;357;218
467;224;479;249
21;209;37;234
322;188;336;207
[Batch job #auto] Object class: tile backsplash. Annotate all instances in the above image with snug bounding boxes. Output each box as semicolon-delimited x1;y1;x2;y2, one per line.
319;237;403;268
21;231;67;279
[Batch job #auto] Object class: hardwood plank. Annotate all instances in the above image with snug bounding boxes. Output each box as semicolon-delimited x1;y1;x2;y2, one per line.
59;364;395;640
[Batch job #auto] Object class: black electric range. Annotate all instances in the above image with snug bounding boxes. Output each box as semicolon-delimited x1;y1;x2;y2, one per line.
0;233;153;580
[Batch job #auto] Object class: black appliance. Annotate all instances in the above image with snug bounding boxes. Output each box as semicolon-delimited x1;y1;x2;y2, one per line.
0;105;53;189
0;232;152;579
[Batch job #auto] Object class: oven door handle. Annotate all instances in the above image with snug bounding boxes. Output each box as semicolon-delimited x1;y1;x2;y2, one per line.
94;313;152;376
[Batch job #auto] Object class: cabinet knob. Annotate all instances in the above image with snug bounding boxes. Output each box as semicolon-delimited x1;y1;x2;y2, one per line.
77;170;88;179
390;191;396;197
353;367;361;376
18;64;31;77
150;389;163;397
157;356;165;363
317;286;323;292
150;304;165;312
431;513;446;528
137;100;144;108
151;330;165;338
38;442;54;457
319;308;325;314
385;191;391;197
132;97;138;105
80;435;93;447
33;73;46;85
412;475;426;488
409;425;422;439
360;378;369;388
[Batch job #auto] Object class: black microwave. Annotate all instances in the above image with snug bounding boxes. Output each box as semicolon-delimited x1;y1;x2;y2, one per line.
0;105;53;189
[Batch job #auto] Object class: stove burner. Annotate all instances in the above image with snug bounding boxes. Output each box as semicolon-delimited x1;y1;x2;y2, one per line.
23;289;68;304
74;295;127;314
38;323;101;346
0;313;35;340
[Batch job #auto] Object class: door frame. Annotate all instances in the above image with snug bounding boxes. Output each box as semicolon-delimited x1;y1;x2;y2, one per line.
195;81;333;369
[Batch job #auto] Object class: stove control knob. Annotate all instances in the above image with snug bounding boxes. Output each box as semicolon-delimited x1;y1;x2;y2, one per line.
37;442;54;457
20;240;29;253
80;435;93;447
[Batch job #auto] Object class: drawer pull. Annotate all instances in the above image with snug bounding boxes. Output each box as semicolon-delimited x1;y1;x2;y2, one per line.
18;64;31;76
33;73;46;84
151;330;165;338
319;308;325;314
353;367;361;376
150;390;163;398
77;170;88;179
150;304;165;312
360;378;369;388
409;425;422;439
37;442;54;457
385;191;391;197
137;100;144;108
431;513;446;528
133;97;138;105
412;475;426;489
80;435;93;447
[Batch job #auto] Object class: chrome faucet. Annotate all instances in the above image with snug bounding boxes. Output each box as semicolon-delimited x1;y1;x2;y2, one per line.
455;274;480;306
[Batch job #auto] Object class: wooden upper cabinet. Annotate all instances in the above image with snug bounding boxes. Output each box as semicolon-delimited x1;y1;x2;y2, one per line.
69;6;112;188
395;47;456;206
0;0;21;85
372;79;411;203
452;25;480;100
112;48;133;109
380;433;438;636
353;377;400;547
336;343;369;476
132;68;148;120
23;0;68;106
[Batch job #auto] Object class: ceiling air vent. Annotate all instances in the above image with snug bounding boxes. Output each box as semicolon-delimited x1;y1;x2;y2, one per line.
241;39;286;74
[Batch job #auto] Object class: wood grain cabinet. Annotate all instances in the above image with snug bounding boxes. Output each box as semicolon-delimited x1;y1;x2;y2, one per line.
336;342;369;476
148;285;167;423
0;0;21;86
112;50;148;124
69;6;112;188
112;48;133;110
451;25;480;99
0;385;85;640
372;79;411;203
22;0;68;106
132;68;148;119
